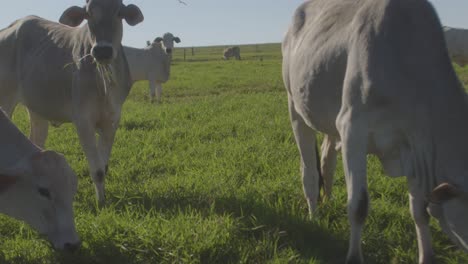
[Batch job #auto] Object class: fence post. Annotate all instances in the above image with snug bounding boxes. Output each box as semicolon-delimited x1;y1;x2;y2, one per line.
192;47;194;56
184;48;186;61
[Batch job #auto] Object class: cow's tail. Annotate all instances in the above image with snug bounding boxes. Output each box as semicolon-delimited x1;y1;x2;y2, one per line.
315;140;324;202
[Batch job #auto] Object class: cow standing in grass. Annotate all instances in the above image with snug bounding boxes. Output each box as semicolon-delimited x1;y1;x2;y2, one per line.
223;46;241;60
0;0;144;206
283;0;468;263
0;110;79;250
124;33;181;103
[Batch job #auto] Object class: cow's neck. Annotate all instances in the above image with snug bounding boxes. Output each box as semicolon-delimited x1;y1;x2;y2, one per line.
72;25;94;64
425;80;468;191
0;114;39;171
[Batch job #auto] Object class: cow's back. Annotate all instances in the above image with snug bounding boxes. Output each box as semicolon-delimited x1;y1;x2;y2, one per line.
283;0;464;136
0;19;23;99
358;0;464;120
16;17;78;120
0;109;38;169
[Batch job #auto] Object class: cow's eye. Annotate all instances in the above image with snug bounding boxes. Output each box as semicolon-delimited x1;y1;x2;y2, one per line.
38;188;51;200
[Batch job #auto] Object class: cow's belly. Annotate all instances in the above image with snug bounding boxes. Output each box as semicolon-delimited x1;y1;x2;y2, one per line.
19;68;74;123
20;84;73;123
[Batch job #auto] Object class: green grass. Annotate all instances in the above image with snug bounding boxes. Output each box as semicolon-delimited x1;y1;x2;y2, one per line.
2;43;468;263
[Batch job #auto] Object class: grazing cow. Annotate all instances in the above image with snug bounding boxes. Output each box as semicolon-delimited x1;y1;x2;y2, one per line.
283;0;468;263
223;46;241;60
124;33;181;102
0;110;79;250
0;0;144;206
443;26;468;67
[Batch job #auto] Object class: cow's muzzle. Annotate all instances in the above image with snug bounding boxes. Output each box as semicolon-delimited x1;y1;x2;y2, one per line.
166;48;172;54
92;45;114;64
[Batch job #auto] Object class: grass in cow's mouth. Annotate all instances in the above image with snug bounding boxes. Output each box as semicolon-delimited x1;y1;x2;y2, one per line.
63;54;94;70
63;55;116;97
96;63;116;96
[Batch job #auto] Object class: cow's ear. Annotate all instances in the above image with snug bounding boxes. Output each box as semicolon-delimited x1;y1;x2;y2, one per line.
431;183;461;203
173;37;181;43
146;41;151;46
0;175;18;193
60;6;87;27
154;37;163;43
120;4;144;26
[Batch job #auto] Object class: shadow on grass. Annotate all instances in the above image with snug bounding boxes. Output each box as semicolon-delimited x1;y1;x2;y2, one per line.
54;243;137;264
100;190;361;264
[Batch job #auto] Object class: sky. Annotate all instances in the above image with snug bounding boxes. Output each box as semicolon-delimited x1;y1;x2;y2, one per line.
0;0;467;48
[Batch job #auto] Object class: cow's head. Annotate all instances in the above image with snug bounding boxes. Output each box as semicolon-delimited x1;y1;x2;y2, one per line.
153;33;181;55
59;0;144;64
429;183;468;251
0;151;79;250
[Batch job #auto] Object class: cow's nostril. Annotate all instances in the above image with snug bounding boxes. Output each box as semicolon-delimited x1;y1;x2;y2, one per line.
166;48;172;54
92;46;113;62
64;241;81;252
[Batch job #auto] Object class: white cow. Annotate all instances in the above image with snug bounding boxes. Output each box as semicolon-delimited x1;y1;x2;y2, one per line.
283;0;468;263
223;46;241;60
0;109;79;250
124;33;181;102
443;26;468;67
0;0;144;206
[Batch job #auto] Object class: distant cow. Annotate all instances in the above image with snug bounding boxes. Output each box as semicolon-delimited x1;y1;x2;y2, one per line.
0;110;79;250
0;0;144;206
124;33;181;102
283;0;468;263
223;46;241;60
443;26;468;66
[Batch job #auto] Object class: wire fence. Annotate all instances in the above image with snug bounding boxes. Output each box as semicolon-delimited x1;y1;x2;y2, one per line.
171;43;282;63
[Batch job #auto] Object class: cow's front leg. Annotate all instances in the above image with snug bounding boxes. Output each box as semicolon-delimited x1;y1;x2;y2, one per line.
75;119;106;206
337;113;369;264
408;177;435;264
29;110;49;148
97;116;119;175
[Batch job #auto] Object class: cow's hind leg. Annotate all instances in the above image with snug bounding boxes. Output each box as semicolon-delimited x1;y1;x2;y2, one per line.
155;82;163;103
288;97;321;216
408;177;435;264
29;110;49;148
149;78;156;103
321;135;338;199
337;111;369;264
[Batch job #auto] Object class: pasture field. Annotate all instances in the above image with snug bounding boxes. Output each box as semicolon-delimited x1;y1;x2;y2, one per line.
2;43;468;263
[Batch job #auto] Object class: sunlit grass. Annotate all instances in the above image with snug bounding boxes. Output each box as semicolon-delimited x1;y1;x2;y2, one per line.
2;43;468;263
